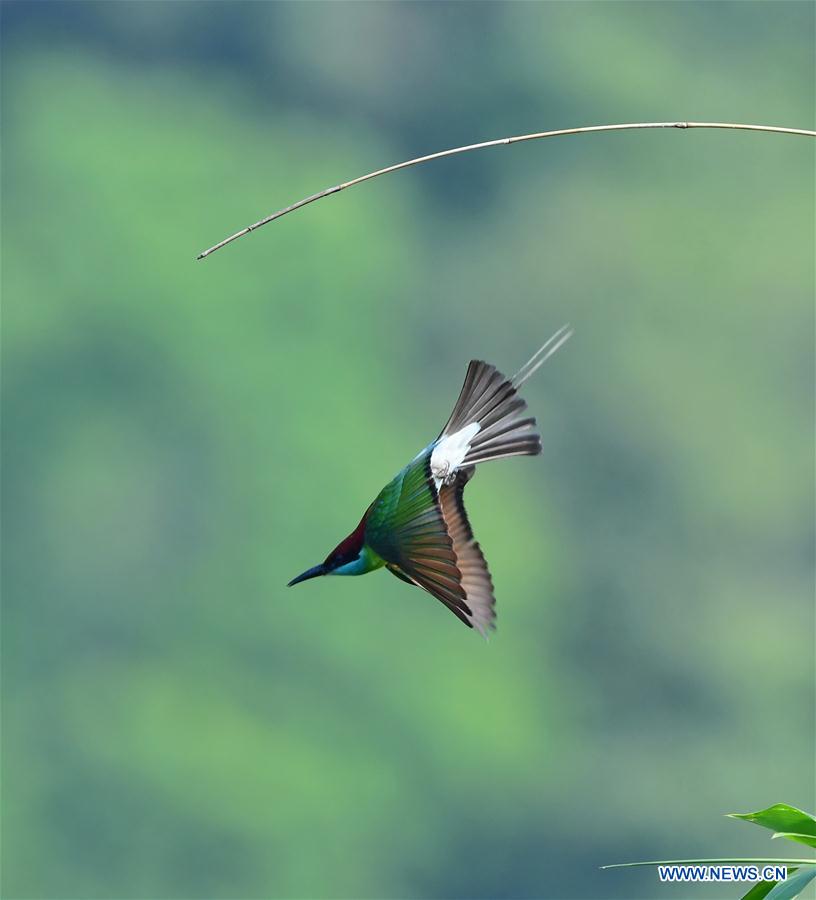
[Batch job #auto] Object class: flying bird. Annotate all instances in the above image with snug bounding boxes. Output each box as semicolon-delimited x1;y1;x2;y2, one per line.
288;325;572;634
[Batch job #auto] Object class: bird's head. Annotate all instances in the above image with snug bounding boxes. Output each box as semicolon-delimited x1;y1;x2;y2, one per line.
287;509;369;586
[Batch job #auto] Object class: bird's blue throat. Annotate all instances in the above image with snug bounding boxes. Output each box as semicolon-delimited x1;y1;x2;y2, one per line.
330;544;384;576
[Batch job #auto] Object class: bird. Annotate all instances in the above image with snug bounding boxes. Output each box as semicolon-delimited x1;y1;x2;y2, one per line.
288;324;572;635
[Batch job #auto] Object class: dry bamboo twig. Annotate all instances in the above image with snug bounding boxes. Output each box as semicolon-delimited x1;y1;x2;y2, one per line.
197;120;816;260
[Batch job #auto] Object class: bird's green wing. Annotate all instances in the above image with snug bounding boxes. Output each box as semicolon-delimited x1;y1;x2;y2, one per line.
366;449;475;628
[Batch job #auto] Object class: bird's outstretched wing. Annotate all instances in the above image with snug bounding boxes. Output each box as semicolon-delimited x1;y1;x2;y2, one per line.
438;468;495;634
366;451;495;634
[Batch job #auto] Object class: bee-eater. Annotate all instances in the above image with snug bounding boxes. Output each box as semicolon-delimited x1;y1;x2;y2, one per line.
288;325;572;634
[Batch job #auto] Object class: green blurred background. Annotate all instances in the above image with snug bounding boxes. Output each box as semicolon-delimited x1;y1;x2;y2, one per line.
2;3;814;898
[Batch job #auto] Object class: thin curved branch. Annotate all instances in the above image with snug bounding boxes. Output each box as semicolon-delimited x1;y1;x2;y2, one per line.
197;120;816;260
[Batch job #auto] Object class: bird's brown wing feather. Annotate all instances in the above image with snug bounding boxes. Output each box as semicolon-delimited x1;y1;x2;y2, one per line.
387;561;475;629
369;452;494;633
367;451;475;629
437;468;496;635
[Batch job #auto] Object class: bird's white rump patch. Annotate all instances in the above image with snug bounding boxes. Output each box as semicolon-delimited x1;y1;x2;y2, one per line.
431;422;480;488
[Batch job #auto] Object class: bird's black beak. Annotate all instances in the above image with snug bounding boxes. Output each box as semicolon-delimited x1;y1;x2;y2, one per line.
287;564;327;587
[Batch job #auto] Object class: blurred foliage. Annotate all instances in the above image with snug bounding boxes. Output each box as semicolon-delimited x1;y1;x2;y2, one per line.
1;2;814;899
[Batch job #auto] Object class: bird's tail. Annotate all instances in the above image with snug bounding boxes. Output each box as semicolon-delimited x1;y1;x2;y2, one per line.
438;324;572;467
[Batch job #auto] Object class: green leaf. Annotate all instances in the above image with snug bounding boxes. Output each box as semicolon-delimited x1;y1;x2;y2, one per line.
773;833;816;850
728;806;816;839
764;865;816;900
741;881;786;900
